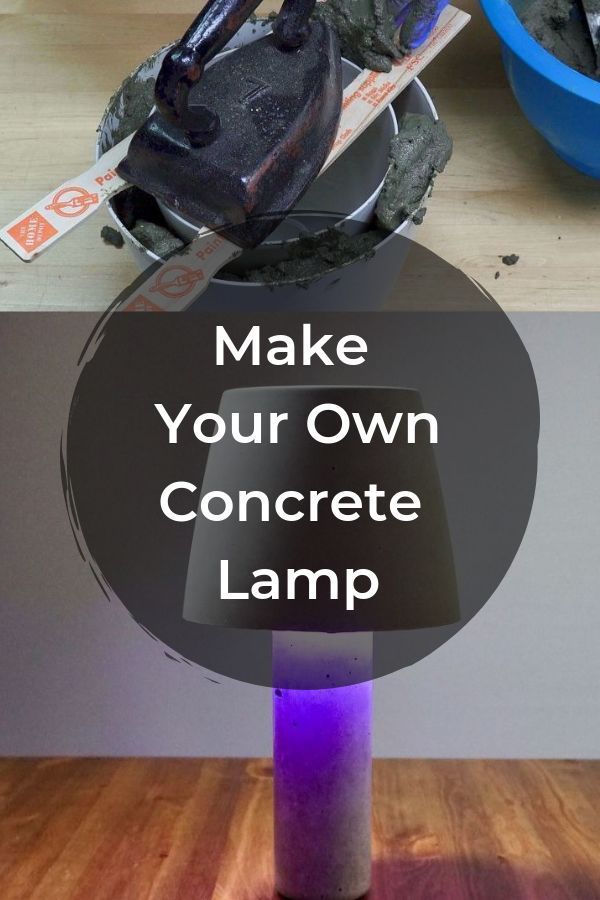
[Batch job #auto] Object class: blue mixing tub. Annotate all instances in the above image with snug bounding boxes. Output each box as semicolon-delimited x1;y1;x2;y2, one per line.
481;0;600;178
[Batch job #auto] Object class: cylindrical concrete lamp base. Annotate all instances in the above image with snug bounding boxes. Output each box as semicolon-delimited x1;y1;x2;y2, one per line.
273;632;373;900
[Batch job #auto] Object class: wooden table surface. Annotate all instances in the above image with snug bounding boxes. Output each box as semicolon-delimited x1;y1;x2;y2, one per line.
1;758;600;899
1;0;599;311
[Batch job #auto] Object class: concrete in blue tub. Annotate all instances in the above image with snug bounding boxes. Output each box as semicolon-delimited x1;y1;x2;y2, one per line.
481;0;600;178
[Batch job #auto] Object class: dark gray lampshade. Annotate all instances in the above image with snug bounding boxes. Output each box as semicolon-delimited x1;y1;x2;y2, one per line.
184;386;459;632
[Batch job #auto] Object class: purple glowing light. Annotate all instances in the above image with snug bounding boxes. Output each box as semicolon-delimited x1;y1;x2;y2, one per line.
273;633;373;900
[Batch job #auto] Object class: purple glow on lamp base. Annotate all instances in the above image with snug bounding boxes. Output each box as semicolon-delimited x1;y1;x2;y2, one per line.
273;632;373;900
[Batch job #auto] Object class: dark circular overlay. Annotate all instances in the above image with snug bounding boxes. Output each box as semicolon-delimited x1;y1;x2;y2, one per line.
63;234;539;688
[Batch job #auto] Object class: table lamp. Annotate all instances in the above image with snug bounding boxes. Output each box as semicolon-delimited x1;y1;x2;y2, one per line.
184;385;459;900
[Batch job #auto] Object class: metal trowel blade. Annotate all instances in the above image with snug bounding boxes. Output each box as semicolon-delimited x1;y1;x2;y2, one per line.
581;0;600;68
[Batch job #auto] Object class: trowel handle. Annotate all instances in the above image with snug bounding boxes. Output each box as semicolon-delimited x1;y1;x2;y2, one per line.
155;0;317;146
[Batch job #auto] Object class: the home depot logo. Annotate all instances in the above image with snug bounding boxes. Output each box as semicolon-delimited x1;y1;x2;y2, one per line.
150;266;205;301
45;186;100;218
7;211;58;253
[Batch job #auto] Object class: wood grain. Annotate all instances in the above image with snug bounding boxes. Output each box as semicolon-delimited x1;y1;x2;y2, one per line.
1;758;600;899
0;1;599;310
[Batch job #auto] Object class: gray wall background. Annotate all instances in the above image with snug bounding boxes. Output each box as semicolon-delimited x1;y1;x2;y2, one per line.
1;313;599;758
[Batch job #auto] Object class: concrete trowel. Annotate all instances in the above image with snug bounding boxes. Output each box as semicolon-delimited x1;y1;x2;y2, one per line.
580;0;600;71
117;0;343;249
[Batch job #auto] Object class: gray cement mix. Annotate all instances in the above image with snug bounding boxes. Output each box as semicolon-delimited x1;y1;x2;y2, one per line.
375;113;452;232
100;226;124;249
519;0;599;79
131;220;185;257
238;227;386;285
314;0;401;72
314;0;443;69
103;49;164;147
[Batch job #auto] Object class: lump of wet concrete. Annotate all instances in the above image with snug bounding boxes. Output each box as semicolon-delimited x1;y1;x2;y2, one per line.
130;220;185;257
314;0;401;72
518;0;600;80
375;113;453;231
113;77;156;145
238;227;386;285
101;49;165;149
101;225;124;249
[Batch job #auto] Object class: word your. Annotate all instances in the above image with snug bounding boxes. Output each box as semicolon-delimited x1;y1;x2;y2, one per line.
219;560;378;611
216;324;368;367
155;403;438;446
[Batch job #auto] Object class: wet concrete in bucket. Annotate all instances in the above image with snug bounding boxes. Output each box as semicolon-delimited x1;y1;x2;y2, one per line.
238;227;387;285
519;0;600;79
102;26;452;285
103;48;164;147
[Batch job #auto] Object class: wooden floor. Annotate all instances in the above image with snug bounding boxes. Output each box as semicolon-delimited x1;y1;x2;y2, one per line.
1;759;600;899
0;1;599;310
